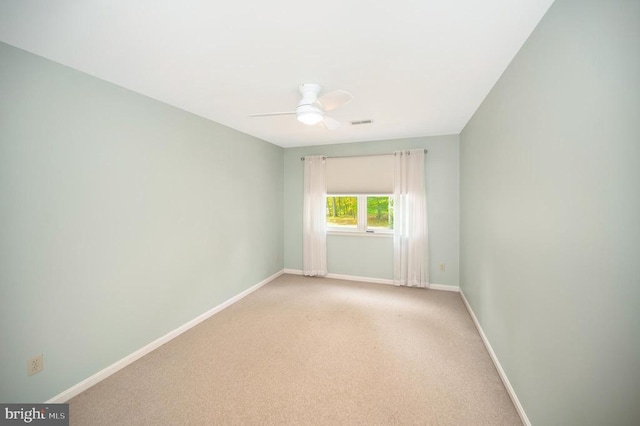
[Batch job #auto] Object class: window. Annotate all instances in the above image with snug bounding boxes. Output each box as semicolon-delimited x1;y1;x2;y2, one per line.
326;195;394;234
324;154;394;235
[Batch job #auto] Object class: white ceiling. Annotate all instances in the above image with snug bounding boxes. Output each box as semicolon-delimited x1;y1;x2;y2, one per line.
0;0;555;148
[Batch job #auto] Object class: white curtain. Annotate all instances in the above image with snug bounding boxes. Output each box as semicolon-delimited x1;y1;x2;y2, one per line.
302;155;327;276
393;149;429;288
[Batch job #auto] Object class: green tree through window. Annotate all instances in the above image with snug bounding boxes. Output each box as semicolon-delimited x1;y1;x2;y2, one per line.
367;196;393;229
326;196;357;227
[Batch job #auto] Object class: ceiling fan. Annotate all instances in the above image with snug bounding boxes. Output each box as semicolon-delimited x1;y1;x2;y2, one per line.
249;84;353;130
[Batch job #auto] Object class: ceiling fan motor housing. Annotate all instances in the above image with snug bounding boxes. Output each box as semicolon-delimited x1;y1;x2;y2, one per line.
298;83;321;104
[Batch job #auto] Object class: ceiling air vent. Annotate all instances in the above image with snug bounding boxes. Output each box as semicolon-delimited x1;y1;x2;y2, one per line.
350;120;373;126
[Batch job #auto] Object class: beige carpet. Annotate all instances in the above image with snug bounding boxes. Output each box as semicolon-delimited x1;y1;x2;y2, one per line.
69;274;522;425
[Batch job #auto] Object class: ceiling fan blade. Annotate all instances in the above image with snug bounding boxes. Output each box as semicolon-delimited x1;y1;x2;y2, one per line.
321;115;341;130
249;111;296;117
317;90;353;111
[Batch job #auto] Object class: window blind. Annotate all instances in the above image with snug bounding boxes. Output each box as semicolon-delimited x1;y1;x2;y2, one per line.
326;155;393;194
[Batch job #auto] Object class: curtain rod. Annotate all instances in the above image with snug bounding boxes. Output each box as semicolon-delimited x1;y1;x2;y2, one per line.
300;149;427;161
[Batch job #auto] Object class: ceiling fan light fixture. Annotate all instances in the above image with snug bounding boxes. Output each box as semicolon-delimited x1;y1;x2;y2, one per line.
297;110;323;125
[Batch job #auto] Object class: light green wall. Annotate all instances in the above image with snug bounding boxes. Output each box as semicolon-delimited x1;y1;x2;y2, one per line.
460;0;640;424
0;42;284;402
284;136;459;286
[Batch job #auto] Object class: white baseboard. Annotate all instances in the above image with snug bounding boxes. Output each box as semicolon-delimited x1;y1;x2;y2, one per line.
283;269;459;292
328;272;395;285
428;283;459;292
459;289;530;426
47;269;284;403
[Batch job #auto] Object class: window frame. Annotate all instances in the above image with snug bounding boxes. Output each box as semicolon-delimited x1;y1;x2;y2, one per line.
326;194;394;236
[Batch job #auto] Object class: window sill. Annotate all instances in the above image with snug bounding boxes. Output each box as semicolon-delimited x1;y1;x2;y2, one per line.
327;230;393;238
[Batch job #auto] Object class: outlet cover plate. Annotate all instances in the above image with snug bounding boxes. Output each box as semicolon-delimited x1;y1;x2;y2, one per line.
27;354;43;376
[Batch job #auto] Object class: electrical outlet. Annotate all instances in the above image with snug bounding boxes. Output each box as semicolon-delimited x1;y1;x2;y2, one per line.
439;263;446;272
27;354;43;376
